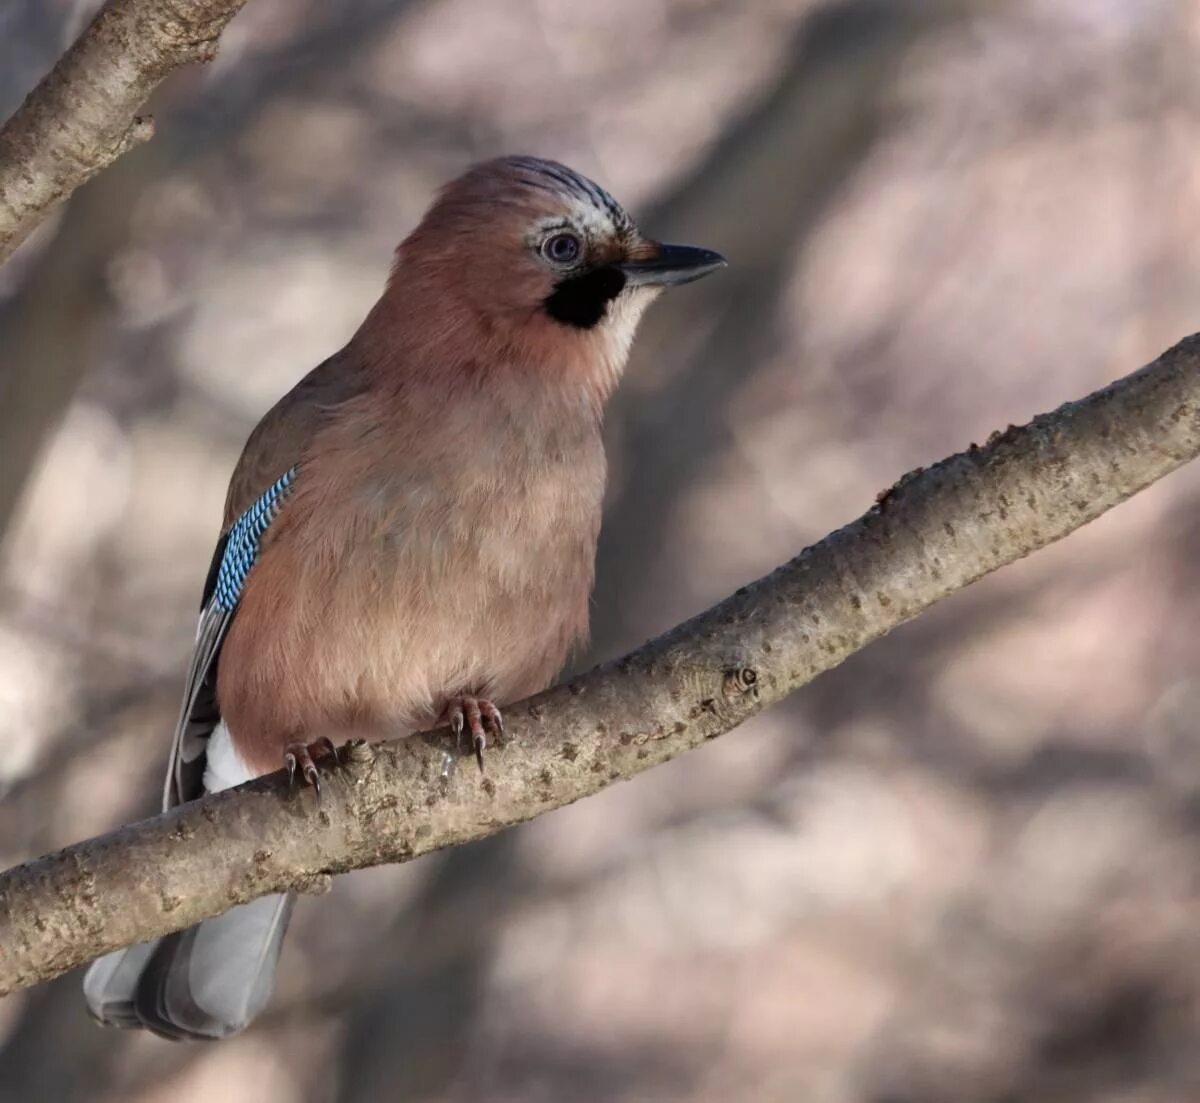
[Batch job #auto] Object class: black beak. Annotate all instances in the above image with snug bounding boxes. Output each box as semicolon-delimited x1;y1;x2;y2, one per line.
619;242;727;288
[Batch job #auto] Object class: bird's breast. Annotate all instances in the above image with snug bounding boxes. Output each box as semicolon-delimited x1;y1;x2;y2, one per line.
217;408;606;766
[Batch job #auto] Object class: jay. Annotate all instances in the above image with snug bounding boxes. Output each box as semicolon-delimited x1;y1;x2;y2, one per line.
83;155;725;1039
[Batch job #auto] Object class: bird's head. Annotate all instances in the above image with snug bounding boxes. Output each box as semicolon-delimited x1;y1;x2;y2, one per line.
382;156;725;397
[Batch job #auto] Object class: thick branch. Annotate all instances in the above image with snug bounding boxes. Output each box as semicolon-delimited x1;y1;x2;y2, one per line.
0;0;248;264
3;335;1200;995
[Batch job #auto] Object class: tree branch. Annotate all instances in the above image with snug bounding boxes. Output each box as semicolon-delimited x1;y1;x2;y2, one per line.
2;334;1200;995
0;0;248;265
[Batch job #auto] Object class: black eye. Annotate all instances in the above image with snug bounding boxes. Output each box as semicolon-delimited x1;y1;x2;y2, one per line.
541;232;581;266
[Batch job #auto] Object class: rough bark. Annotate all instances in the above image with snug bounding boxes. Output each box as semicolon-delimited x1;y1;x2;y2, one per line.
2;334;1200;995
0;0;248;265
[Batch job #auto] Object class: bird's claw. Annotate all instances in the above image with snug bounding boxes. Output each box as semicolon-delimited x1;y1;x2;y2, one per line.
284;738;338;802
445;696;503;770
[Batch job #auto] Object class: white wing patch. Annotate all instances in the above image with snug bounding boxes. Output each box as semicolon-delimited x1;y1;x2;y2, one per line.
202;722;255;793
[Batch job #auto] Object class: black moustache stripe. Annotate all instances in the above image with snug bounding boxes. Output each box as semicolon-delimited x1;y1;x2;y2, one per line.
543;266;627;329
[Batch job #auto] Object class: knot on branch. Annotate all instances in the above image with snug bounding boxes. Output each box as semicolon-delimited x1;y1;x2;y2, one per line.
293;872;332;896
722;665;759;699
342;738;376;768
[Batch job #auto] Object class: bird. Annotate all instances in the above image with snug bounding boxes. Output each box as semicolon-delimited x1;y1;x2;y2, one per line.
82;155;725;1040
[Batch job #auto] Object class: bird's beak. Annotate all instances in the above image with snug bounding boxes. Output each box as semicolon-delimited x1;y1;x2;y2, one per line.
618;242;727;288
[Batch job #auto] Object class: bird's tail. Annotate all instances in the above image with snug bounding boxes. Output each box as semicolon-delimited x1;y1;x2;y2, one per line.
83;892;294;1040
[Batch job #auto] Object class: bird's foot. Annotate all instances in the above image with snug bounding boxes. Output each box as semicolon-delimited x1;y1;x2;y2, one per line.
444;696;503;770
284;736;338;801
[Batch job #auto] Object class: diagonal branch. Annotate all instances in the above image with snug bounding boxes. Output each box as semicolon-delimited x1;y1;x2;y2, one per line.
3;334;1200;996
0;0;249;265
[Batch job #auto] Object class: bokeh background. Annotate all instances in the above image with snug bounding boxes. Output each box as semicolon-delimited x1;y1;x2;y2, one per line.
4;0;1200;1100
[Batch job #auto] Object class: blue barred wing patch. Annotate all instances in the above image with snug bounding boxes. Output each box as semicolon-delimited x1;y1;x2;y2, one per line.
213;468;297;612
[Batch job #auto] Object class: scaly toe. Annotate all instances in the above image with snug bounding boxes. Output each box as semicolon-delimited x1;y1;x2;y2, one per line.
283;741;326;803
480;701;504;738
443;696;502;770
449;706;465;749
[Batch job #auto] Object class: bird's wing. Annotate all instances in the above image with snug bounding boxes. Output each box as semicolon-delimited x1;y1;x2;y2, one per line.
92;470;299;1035
161;352;366;809
95;484;300;1037
162;468;298;809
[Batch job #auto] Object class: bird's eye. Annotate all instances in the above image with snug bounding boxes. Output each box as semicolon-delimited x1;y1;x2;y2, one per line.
541;232;582;266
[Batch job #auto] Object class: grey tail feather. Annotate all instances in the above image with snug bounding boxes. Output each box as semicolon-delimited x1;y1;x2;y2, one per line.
83;893;295;1041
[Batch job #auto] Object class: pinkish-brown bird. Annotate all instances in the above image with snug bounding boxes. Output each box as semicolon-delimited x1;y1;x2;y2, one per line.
82;155;725;1039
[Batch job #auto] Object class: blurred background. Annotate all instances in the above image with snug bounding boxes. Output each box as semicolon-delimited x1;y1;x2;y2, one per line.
3;0;1200;1100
